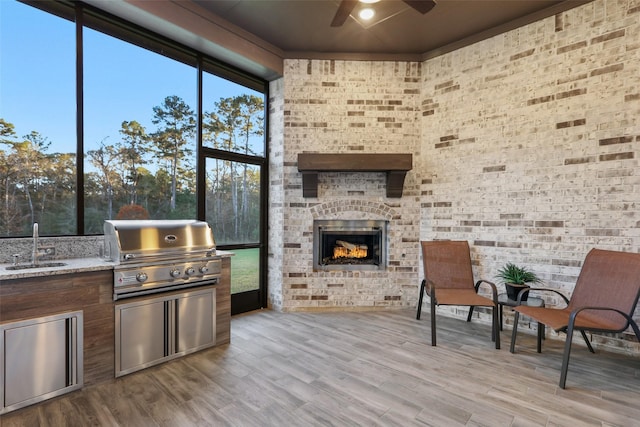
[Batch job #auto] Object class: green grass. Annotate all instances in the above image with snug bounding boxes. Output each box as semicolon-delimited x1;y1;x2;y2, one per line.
229;248;260;294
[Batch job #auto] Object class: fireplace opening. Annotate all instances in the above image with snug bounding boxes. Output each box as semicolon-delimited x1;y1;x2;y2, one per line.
313;220;387;271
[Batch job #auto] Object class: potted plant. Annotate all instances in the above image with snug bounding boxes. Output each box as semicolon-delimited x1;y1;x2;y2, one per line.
496;263;541;301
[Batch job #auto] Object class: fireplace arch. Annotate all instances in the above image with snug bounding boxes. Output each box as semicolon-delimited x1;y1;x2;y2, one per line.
309;200;397;221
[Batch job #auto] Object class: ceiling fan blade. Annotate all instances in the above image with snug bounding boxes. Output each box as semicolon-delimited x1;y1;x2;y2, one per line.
402;0;436;15
331;0;358;27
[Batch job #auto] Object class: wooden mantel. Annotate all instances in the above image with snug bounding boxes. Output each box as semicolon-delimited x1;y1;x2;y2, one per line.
297;153;413;198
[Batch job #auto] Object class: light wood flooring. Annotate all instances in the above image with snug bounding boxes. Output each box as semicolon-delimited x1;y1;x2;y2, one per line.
2;308;639;426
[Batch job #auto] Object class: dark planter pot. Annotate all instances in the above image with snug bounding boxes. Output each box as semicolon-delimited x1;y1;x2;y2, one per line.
506;283;529;301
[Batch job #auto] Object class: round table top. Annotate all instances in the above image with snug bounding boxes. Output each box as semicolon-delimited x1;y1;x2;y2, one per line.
498;293;544;307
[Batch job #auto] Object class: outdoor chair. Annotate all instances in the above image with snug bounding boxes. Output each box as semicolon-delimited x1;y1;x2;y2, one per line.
510;248;640;389
417;240;500;349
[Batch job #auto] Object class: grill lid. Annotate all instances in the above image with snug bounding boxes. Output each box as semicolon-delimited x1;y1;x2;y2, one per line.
104;220;215;263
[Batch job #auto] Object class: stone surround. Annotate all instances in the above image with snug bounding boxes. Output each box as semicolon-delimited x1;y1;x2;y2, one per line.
268;0;640;353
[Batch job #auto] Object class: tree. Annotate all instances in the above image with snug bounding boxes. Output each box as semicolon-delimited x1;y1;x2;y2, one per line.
0;119;22;235
87;139;121;220
151;96;195;211
203;95;264;241
118;120;149;205
235;95;264;240
0;119;76;236
12;131;51;226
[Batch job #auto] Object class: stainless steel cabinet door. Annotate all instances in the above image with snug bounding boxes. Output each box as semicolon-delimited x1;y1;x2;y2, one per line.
5;318;67;406
115;287;216;377
176;289;215;353
116;299;166;375
1;311;83;414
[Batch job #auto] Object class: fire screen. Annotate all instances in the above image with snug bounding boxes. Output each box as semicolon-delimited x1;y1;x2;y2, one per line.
313;220;387;271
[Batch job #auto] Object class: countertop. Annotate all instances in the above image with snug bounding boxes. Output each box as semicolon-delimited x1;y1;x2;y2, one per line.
0;251;233;281
0;257;115;281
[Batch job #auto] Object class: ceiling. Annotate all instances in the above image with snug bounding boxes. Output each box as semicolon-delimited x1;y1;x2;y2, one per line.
192;0;589;59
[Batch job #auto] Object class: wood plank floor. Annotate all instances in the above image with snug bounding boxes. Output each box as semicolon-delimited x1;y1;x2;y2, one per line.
2;308;639;426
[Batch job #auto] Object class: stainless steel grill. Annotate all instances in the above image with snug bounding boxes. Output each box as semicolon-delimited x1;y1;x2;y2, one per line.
104;220;221;300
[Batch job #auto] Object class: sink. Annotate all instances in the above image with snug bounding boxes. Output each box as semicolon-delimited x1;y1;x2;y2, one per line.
6;262;67;271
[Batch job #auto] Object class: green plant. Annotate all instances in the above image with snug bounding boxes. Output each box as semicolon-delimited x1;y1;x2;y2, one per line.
496;263;541;285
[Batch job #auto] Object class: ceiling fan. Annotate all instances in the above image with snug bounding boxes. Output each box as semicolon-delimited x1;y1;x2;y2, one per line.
331;0;436;27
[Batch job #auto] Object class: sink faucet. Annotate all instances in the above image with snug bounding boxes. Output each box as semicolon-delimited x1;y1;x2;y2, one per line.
32;222;39;266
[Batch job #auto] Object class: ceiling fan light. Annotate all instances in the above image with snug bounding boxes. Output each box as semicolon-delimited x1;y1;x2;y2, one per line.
359;8;375;20
359;0;380;3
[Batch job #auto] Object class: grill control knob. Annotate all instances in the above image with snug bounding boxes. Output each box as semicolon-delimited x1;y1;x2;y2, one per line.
199;265;209;274
136;272;148;283
185;267;196;276
170;269;181;278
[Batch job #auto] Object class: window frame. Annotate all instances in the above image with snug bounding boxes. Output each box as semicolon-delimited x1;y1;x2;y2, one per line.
7;0;269;238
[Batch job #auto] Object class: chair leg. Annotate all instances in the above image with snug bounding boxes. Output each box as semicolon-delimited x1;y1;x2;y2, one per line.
430;295;437;346
416;279;425;320
467;306;474;322
580;330;595;353
629;319;640;342
559;321;576;389
537;321;543;353
493;305;500;349
510;311;520;353
499;304;503;331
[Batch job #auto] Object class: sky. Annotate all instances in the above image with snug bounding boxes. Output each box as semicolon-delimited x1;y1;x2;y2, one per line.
0;0;259;156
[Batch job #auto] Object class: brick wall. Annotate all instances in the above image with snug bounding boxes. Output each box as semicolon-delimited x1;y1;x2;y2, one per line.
419;0;639;351
270;60;422;311
269;0;640;353
268;78;285;311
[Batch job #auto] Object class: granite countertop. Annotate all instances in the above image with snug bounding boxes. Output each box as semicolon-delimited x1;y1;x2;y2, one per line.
0;251;233;281
0;257;116;281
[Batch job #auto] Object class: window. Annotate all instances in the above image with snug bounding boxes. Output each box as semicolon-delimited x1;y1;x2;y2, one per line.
0;0;76;236
202;69;265;157
0;1;267;243
83;27;197;233
3;0;269;313
202;65;266;302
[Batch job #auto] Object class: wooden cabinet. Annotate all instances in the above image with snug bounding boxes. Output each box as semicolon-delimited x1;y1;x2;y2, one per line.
0;270;114;387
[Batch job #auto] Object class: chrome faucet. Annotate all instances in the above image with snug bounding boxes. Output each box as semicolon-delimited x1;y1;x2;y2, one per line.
32;222;39;266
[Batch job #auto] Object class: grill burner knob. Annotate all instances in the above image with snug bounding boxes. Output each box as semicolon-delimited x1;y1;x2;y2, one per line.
185;267;196;276
136;272;148;283
170;269;181;278
199;265;209;274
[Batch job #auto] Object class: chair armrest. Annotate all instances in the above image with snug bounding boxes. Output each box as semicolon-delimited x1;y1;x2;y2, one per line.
476;279;499;303
569;306;635;332
518;287;570;305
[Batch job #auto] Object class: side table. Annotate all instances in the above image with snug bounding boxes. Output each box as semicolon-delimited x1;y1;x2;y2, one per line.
497;293;545;331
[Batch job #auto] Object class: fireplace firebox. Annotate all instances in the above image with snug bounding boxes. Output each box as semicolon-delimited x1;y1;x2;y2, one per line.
313;220;387;271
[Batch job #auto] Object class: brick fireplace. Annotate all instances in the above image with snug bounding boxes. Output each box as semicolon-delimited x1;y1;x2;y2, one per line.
313;219;387;272
270;192;421;311
267;61;422;312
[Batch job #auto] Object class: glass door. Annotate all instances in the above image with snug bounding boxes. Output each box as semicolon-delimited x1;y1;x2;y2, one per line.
205;158;265;314
200;64;266;314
